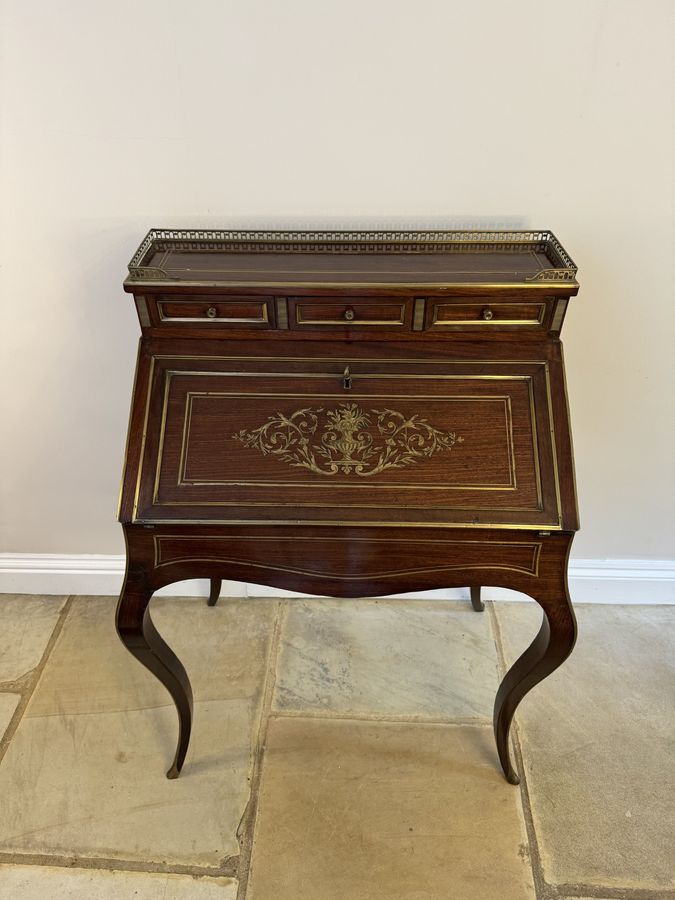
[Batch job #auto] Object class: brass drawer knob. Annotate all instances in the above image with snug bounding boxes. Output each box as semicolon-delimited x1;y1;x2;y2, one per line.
482;308;494;321
344;308;355;321
206;307;217;319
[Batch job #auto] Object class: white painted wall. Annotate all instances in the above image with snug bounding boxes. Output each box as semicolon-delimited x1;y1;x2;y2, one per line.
1;0;674;562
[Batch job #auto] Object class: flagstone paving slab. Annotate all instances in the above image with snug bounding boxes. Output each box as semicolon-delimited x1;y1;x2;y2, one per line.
273;599;498;720
0;863;237;899
0;596;278;866
494;602;675;891
0;595;66;683
0;692;21;739
247;716;535;900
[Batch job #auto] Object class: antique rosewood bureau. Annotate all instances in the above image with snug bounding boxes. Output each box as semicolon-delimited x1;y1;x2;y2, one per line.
117;229;580;784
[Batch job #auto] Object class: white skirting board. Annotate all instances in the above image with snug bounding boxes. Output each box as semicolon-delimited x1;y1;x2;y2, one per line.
0;554;673;604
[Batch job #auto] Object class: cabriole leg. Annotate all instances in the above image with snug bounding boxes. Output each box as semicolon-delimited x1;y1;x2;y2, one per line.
207;578;222;607
470;586;484;612
493;580;577;785
115;569;194;779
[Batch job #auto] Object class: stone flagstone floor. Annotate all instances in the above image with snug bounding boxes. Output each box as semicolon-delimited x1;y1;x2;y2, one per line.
0;592;673;899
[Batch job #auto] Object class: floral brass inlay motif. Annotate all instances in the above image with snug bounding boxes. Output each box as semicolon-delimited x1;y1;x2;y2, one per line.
233;403;463;477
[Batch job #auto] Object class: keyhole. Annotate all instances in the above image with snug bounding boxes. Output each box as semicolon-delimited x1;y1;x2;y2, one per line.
343;366;352;390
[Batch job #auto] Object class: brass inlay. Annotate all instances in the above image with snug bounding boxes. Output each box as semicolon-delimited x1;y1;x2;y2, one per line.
135;295;151;328
551;297;568;331
413;298;426;331
131;356;156;521
276;297;289;329
173;391;516;492
138;517;561;530
232;402;463;478
545;364;563;527
157;300;268;324
153;535;542;577
129;279;577;291
528;377;544;511
117;341;143;519
154;353;548;366
295;302;406;326
129;357;557;527
430;302;546;327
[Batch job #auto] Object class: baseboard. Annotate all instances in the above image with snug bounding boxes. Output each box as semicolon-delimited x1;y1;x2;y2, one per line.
0;554;673;604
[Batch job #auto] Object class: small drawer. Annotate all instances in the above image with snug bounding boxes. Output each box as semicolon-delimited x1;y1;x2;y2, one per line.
155;296;273;328
426;300;548;330
289;297;411;330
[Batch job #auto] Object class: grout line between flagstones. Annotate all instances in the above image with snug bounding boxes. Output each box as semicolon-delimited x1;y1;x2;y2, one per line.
269;708;494;727
0;850;239;880
547;886;675;900
234;598;286;900
0;596;74;769
486;599;548;900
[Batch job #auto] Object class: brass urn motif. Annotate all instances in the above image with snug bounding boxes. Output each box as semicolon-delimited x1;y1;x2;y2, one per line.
233;403;463;477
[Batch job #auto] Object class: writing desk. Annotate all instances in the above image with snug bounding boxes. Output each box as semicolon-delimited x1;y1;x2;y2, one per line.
116;229;580;784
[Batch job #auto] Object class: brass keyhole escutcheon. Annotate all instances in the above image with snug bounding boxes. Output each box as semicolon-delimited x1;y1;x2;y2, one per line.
206;307;217;318
342;366;352;390
482;308;494;321
344;308;355;322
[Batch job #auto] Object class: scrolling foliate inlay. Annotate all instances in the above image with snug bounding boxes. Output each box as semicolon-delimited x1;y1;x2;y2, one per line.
233;403;464;477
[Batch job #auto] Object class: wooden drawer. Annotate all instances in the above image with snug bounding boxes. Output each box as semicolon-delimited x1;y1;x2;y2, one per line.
426;299;549;330
289;297;412;330
133;352;561;530
153;295;274;329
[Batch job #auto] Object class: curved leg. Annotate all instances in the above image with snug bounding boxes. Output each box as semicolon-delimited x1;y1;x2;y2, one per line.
470;586;484;612
207;578;222;607
115;570;194;779
493;583;577;785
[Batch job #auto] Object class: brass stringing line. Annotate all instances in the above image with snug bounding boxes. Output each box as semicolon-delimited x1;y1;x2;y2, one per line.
533;542;542;577
151;354;548;367
527;376;545;511
117;341;143;519
176;392;194;489
173;391;516;492
151;373;172;506
152;557;540;579
504;395;517;490
545;363;563;526
128;280;575;290
152;534;541;570
151;536;541;577
135;516;561;530
156;501;542;511
154;535;541;545
131;356;155;520
168;372;532;381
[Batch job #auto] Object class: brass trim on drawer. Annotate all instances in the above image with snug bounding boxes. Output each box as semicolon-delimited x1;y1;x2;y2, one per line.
157;300;269;324
429;302;547;327
294;302;407;327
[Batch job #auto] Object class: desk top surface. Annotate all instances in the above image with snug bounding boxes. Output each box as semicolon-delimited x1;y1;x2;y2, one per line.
126;229;578;289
